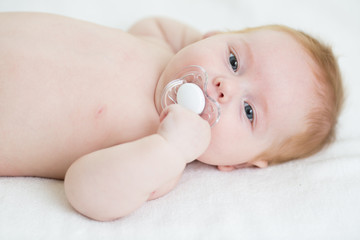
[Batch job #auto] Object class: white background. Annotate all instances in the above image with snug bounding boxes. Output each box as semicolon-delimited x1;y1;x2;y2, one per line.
0;0;359;239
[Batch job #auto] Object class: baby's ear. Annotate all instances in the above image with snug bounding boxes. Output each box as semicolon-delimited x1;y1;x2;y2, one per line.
217;160;268;171
251;160;268;168
217;165;236;172
217;162;254;171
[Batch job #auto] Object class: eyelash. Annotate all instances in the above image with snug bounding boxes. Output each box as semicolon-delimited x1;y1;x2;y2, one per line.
244;102;254;123
229;51;238;72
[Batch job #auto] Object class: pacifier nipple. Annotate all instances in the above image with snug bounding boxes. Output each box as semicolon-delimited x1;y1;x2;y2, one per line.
160;65;221;127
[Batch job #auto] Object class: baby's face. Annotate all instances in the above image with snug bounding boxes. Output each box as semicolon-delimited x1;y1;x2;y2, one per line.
156;29;316;169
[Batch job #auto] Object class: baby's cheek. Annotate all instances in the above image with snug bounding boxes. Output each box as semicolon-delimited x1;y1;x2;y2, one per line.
196;141;220;165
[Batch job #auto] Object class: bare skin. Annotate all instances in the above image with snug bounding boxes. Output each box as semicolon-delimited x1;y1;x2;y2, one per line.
0;13;170;179
0;12;317;221
0;13;210;220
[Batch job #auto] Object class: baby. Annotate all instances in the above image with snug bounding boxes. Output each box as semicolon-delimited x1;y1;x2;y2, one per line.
0;12;343;221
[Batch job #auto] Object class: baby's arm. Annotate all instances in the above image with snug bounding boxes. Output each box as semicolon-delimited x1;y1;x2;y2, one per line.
64;105;210;221
128;17;203;53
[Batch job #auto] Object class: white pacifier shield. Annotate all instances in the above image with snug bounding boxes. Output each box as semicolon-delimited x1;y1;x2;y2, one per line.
176;83;205;114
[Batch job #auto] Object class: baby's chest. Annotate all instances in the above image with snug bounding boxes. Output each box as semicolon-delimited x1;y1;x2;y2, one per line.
65;47;167;147
0;31;169;161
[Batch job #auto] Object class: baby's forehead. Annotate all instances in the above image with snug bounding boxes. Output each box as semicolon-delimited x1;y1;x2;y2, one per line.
242;30;318;139
240;29;303;49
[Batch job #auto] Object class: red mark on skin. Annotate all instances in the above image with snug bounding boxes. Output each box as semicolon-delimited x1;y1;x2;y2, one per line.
95;105;106;119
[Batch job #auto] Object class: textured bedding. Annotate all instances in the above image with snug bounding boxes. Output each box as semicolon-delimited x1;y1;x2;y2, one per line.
0;0;359;239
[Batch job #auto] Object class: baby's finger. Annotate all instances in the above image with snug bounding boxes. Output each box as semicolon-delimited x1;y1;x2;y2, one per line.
159;106;170;123
159;105;175;123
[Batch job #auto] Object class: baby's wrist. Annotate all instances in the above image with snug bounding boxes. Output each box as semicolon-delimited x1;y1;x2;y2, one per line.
157;133;194;164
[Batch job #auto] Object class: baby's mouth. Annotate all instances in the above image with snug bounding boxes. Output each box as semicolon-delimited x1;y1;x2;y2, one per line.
160;65;221;127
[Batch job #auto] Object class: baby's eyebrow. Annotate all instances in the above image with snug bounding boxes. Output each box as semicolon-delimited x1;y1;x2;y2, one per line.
236;38;253;69
236;36;269;131
256;95;268;130
242;39;253;60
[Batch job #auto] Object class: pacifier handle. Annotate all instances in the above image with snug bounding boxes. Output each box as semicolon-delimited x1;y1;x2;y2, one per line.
176;83;205;114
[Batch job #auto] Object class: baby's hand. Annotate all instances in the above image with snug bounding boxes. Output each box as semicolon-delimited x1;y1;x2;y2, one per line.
158;104;211;163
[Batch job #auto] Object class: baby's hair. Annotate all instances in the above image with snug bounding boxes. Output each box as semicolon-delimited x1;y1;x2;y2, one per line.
229;25;344;164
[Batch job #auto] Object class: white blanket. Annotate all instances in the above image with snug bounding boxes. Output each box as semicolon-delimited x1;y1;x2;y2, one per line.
1;0;359;239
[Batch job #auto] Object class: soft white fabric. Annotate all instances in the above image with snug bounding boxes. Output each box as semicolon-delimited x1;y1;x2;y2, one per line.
0;0;359;239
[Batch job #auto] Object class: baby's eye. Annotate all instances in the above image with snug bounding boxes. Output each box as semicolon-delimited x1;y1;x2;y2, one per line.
244;102;254;122
229;52;238;72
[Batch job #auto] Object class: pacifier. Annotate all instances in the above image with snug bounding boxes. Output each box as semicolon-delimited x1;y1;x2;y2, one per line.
160;65;221;127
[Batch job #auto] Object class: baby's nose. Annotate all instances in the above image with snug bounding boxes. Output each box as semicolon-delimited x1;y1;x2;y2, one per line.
213;78;233;104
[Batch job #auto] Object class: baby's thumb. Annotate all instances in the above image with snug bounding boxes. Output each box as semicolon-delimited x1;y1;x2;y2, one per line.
159;106;170;123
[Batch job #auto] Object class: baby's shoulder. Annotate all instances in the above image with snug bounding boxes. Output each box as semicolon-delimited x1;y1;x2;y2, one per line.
129;33;174;54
